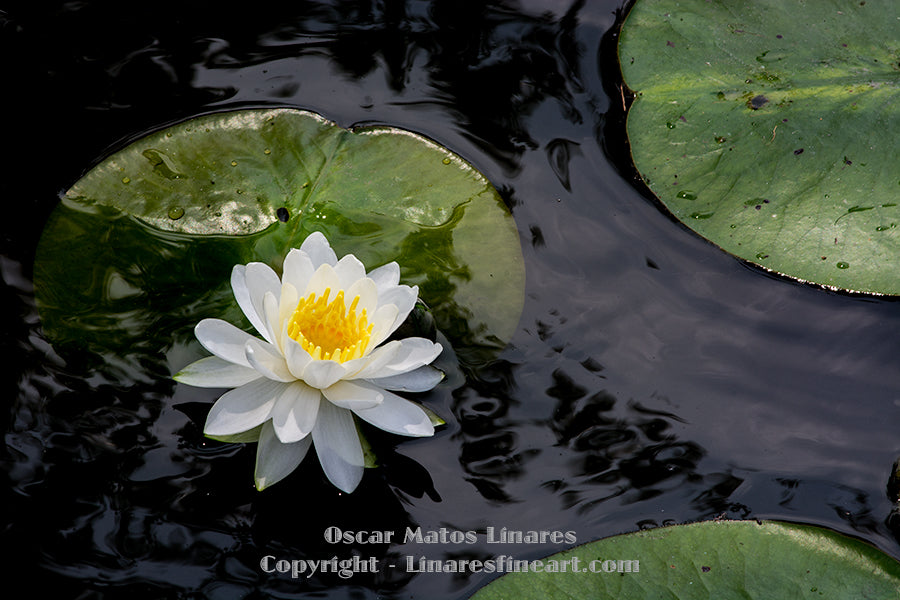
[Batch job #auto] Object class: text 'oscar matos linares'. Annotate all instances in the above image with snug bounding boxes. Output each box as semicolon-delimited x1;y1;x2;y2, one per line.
324;527;578;545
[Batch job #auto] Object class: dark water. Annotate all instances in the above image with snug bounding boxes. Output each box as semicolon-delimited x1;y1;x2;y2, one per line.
4;1;900;598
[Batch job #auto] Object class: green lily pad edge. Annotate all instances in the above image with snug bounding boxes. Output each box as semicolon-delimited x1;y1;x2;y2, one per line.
34;107;525;368
619;0;900;295
469;519;900;599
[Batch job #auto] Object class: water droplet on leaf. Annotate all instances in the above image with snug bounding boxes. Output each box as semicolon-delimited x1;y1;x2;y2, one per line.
676;190;697;200
167;206;185;220
142;149;182;179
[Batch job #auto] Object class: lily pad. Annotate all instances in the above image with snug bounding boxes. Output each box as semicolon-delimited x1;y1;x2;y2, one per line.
619;0;900;293
35;108;524;366
470;520;900;599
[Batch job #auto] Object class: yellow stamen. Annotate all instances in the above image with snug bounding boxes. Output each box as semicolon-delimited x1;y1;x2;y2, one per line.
287;287;373;363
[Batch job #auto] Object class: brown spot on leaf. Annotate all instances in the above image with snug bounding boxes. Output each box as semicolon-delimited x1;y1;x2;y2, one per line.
748;95;769;110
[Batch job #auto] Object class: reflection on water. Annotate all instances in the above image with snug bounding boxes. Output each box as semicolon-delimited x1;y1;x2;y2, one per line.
5;1;900;599
453;360;747;518
189;0;589;176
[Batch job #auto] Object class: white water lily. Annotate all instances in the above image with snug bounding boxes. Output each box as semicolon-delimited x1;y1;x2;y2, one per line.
174;232;443;492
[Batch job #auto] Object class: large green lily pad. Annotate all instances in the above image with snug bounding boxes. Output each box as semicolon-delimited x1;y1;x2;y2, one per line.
35;109;524;366
470;520;900;599
619;0;900;293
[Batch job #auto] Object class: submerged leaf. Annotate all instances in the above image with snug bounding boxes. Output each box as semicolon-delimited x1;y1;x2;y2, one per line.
35;109;524;366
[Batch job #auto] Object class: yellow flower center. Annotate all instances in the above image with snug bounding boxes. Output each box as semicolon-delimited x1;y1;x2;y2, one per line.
287;288;373;362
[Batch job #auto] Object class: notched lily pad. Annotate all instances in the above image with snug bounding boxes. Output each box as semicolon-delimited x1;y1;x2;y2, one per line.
619;0;900;294
470;520;900;599
35;108;525;366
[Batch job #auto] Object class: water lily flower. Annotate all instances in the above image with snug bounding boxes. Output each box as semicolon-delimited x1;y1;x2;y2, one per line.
174;232;443;492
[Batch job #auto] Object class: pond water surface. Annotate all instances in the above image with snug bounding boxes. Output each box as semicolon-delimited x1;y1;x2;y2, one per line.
4;1;900;598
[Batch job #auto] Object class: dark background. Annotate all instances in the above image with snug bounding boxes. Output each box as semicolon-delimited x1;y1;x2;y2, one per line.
3;1;900;598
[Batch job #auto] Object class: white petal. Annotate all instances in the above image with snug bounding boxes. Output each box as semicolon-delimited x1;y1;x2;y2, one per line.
312;400;364;492
353;388;435;437
345;276;378;315
368;303;400;348
333;254;367;289
378;283;417;314
342;340;402;379
284;337;313;379
366;365;444;392
282;248;315;297
262;291;280;348
231;264;272;342
245;338;295;382
255;420;312;490
174;356;262;388
301;359;348;389
204;378;284;437
358;338;442;378
377;284;418;333
304;263;341;298
230;265;260;336
382;338;443;375
367;261;400;291
271;381;321;443
322;380;384;410
207;425;263;444
300;231;337;268
279;282;299;335
244;262;282;344
194;318;255;367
